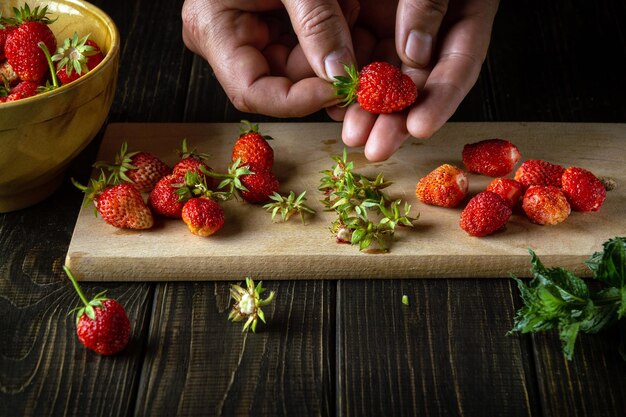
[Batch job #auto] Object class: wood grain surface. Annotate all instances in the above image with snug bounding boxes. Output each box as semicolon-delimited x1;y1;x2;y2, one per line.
66;122;626;281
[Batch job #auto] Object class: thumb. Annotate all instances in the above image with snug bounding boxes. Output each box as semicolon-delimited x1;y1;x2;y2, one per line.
396;0;449;68
283;0;356;81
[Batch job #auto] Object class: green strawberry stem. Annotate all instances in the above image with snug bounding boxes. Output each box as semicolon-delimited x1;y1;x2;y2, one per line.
332;63;359;107
38;41;59;88
63;265;91;308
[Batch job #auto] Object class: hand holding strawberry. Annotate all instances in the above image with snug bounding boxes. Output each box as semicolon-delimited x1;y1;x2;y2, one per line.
65;266;131;355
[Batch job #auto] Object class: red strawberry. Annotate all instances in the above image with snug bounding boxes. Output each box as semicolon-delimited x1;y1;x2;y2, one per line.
514;160;564;190
5;80;39;101
172;139;215;189
181;197;225;236
485;178;523;207
240;171;280;203
459;191;512;237
4;4;57;83
65;266;131;355
53;33;104;84
72;173;154;229
462;139;521;177
334;62;417;114
561;166;606;212
231;120;274;173
415;164;468;208
522;185;570;225
148;174;186;218
95;142;171;193
0;25;17;61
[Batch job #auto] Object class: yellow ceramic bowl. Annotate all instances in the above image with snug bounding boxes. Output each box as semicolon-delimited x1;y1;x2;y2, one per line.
0;0;119;212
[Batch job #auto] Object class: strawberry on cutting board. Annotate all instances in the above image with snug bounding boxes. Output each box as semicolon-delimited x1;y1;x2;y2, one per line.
460;191;512;237
3;4;57;83
239;170;280;204
72;172;154;229
522;185;571;225
561;166;606;212
231;120;274;173
65;266;131;355
415;164;468;208
334;62;417;114
181;196;225;236
462;139;521;177
514;159;565;190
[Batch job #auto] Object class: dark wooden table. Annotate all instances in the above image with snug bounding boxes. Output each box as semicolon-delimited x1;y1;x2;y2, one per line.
2;1;626;416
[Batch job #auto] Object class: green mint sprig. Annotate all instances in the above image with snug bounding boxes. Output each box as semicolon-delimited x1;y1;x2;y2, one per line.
509;236;626;360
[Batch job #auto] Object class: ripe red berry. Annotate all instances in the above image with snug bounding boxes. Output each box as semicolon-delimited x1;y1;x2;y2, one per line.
55;37;104;84
522;185;571;225
240;171;280;204
514;160;564;189
415;164;468;208
485;178;524;207
334;62;417;114
459;191;512;237
149;174;186;218
561;166;606;212
65;266;131;356
181;197;225;236
232;120;274;173
462;139;521;177
5;80;39;101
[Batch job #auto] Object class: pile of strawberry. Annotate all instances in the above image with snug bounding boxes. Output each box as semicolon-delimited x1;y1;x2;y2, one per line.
73;121;307;236
0;3;103;103
415;138;609;237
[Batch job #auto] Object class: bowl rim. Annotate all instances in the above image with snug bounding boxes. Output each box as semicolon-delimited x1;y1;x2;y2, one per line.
0;0;121;109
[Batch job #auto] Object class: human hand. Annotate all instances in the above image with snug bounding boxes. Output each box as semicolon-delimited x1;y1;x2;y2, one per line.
181;0;360;117
333;0;500;161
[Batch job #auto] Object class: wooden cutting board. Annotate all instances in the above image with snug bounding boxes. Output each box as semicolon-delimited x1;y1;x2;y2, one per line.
66;122;626;281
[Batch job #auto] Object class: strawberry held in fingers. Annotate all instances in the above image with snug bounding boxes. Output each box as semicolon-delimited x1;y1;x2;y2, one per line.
561;166;606;212
514;159;565;190
232;120;274;173
65;266;131;355
52;32;104;84
460;191;512;237
334;62;417;114
415;164;468;208
462;139;521;177
522;185;570;225
4;4;57;83
181;197;225;237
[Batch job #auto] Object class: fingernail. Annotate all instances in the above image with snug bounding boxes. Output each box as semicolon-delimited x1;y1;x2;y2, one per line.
324;48;353;80
406;30;432;67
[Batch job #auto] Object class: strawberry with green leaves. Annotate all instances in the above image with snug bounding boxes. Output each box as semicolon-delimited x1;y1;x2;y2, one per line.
231;120;274;173
334;62;417;114
172;139;215;189
4;4;57;83
52;32;103;84
65;266;131;355
72;171;154;229
95;142;171;193
148;174;187;218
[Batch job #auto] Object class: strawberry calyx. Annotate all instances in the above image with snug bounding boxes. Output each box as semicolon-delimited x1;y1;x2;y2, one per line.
174;170;231;202
64;265;108;325
93;141;140;185
178;138;211;162
203;158;254;198
71;170;109;214
239;120;273;141
52;32;98;78
228;277;276;333
332;63;359;107
263;191;315;224
8;4;57;25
